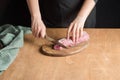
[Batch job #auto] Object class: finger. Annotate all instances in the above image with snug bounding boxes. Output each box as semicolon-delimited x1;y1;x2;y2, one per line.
41;27;46;38
67;23;73;39
76;26;80;42
34;23;38;37
80;27;83;37
31;23;36;37
72;23;77;42
36;24;41;38
35;25;38;37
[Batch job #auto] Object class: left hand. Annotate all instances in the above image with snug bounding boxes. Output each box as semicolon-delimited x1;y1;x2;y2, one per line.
67;17;85;42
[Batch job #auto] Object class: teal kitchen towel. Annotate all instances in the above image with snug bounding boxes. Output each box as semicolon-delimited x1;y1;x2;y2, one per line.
0;24;31;75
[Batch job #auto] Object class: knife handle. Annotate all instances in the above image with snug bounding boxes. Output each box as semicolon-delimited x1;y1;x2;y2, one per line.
45;35;55;42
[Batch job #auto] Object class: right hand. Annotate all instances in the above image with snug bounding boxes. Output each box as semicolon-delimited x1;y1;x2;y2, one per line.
31;17;46;38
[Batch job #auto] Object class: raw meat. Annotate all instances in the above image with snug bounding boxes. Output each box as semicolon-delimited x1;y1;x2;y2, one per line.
53;31;89;50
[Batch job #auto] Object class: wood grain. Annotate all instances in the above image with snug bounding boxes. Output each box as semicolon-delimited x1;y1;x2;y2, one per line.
0;28;120;80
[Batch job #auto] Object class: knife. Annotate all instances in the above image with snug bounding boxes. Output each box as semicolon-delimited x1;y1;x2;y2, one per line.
45;34;55;42
45;35;68;48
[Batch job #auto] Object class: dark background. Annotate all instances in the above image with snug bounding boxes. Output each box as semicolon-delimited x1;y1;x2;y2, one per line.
0;0;120;28
96;0;120;28
0;0;31;26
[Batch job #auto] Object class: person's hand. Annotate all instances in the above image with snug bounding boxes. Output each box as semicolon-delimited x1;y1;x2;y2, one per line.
67;17;85;42
31;17;46;38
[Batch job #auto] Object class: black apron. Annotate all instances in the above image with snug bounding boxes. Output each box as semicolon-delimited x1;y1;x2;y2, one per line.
39;0;96;28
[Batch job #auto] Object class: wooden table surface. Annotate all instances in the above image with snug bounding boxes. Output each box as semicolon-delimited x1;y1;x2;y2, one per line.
0;28;120;80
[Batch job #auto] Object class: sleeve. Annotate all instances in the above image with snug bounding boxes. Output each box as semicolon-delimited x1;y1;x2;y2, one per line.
94;0;98;3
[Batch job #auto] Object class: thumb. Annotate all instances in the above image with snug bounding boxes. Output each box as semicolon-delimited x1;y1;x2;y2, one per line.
41;28;46;38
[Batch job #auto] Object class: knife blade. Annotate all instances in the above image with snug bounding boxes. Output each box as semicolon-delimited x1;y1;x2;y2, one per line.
45;35;68;48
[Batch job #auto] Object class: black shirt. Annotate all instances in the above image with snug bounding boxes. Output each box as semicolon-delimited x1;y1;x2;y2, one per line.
39;0;97;28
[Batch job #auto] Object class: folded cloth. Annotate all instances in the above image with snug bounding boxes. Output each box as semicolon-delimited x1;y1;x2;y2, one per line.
0;24;31;75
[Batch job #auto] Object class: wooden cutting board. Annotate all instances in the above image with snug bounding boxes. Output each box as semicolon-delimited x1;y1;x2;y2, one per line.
41;41;89;57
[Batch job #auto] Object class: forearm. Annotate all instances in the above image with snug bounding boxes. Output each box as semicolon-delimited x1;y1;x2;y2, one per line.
76;0;96;22
26;0;41;19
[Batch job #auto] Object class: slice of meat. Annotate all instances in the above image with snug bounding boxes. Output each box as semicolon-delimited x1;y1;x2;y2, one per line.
53;44;63;50
53;31;89;50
